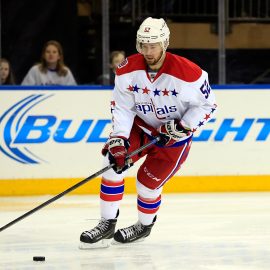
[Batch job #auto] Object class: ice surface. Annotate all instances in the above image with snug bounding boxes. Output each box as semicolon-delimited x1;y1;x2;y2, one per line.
1;193;270;270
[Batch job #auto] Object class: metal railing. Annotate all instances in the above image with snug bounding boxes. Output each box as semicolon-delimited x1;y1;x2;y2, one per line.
109;0;270;23
229;0;270;21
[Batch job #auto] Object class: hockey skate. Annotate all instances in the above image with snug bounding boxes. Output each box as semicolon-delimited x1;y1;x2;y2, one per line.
113;216;156;244
79;216;117;249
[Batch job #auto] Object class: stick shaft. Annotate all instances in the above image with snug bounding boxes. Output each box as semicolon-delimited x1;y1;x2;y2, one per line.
0;137;159;232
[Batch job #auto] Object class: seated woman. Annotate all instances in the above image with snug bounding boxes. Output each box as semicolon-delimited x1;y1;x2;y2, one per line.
22;40;77;85
0;58;16;85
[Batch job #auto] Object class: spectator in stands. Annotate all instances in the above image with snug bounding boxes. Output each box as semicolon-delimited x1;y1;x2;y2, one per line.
22;40;77;85
110;50;126;73
97;50;126;85
0;58;16;85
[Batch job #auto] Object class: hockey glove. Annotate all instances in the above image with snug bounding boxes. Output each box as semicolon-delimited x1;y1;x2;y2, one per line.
107;137;133;174
101;141;109;156
155;120;192;146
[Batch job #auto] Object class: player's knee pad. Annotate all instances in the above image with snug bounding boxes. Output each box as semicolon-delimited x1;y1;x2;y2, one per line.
136;179;163;199
102;154;128;182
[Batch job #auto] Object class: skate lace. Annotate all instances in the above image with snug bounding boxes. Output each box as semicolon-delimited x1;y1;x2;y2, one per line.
122;222;144;239
86;218;109;239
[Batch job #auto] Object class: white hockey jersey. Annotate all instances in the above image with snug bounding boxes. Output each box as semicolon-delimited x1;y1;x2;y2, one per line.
111;52;217;138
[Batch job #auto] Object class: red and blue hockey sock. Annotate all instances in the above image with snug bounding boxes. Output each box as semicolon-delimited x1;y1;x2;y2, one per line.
100;178;124;219
137;195;161;225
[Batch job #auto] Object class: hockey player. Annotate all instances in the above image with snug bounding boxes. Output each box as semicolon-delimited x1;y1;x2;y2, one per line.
80;17;217;248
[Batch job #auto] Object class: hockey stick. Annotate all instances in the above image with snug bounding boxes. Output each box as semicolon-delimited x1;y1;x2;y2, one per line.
0;136;160;232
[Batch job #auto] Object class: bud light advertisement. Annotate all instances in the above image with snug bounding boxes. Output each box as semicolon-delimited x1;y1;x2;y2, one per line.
0;86;270;179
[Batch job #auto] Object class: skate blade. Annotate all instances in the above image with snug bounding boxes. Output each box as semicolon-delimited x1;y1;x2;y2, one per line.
111;237;145;245
79;239;112;249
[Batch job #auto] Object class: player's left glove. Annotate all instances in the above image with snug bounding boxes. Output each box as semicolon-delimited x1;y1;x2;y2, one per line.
154;120;192;146
104;137;133;174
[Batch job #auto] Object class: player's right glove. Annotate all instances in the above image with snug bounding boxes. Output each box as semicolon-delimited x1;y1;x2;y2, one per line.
153;120;192;147
102;137;133;174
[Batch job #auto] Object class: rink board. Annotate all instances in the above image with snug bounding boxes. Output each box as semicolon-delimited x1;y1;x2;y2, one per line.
0;85;270;195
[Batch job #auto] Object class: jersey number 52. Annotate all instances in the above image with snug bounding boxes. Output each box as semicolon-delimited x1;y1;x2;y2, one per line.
200;80;211;99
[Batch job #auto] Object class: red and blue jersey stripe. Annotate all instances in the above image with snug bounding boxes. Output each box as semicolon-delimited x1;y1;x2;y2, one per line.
100;179;124;201
137;195;161;214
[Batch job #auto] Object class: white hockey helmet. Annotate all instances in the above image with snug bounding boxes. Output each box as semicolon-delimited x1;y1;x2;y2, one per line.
136;17;170;53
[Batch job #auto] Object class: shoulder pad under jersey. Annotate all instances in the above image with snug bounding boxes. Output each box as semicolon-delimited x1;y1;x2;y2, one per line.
115;54;146;76
163;52;203;82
